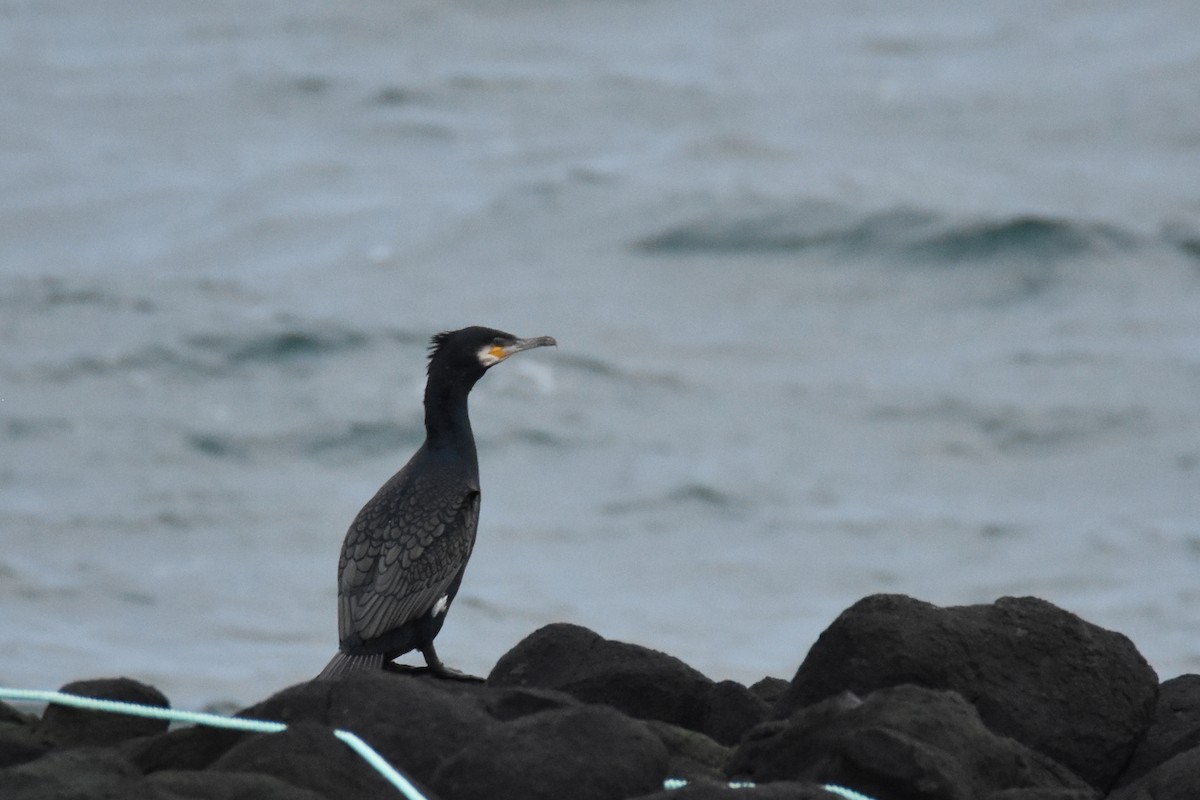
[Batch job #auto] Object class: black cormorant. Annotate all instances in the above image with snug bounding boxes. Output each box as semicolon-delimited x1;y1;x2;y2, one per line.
317;326;556;680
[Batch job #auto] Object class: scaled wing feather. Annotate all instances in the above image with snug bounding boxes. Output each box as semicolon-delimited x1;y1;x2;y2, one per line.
338;489;480;644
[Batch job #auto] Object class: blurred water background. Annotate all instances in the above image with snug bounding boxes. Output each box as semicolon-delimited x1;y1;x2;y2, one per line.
2;1;1199;710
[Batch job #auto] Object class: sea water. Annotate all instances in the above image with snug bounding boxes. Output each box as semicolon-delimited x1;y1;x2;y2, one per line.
2;1;1199;709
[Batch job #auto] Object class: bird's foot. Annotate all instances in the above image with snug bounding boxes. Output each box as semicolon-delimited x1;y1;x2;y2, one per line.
421;642;484;682
428;664;485;682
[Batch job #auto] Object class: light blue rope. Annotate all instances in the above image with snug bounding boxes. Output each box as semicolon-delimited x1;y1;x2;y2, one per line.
662;778;757;789
821;785;877;800
333;729;429;799
662;777;876;799
1;687;877;800
0;687;426;800
0;688;287;733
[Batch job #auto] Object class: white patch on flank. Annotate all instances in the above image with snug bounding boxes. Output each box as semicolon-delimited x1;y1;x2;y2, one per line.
432;595;450;616
477;345;502;367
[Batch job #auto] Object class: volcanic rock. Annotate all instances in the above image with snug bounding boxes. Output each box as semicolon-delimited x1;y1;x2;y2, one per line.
774;594;1157;790
732;684;1096;799
38;677;170;749
430;703;669;800
1115;673;1200;787
489;622;767;744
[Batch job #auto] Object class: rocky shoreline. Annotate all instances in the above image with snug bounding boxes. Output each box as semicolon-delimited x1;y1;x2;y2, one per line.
2;594;1197;799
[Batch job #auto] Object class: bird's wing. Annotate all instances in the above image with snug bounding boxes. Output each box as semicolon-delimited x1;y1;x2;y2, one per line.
337;484;480;645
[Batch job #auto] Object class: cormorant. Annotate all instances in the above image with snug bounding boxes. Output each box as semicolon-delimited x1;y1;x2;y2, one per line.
317;326;556;680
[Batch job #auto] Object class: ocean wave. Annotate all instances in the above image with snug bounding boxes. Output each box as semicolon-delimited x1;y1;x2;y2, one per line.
553;353;685;389
635;201;1142;265
498;428;569;449
185;326;371;366
603;481;744;515
871;397;1151;454
1161;221;1200;264
975;405;1150;453
186;420;422;462
21;321;421;381
553;353;624;376
31;345;196;381
0;276;156;312
904;216;1135;264
304;421;424;458
3;416;74;440
635;200;899;254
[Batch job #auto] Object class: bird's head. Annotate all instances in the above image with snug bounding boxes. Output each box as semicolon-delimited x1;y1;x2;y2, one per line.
427;326;557;380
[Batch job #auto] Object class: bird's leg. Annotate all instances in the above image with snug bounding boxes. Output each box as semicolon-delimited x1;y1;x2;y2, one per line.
420;642;484;682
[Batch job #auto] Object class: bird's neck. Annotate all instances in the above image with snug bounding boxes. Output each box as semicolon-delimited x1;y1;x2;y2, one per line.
423;378;479;456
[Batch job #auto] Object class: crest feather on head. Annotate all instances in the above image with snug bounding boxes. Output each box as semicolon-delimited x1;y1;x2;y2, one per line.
427;330;454;374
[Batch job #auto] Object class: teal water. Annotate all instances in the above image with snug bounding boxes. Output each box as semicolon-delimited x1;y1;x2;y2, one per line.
2;1;1199;709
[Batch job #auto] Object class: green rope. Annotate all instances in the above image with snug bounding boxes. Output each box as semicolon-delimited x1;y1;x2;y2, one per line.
0;687;426;800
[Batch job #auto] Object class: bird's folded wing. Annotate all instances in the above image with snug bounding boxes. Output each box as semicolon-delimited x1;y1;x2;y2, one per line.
338;490;480;644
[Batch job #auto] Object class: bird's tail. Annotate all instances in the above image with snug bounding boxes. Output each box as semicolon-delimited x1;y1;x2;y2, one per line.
316;651;385;681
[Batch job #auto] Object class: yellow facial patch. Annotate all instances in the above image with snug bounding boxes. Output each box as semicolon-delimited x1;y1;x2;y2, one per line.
489;344;508;360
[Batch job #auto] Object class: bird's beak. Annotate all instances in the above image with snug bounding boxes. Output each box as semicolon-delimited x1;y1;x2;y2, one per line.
490;335;557;362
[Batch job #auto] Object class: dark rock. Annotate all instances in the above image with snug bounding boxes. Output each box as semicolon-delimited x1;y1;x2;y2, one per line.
986;791;1098;800
126;724;248;773
748;677;790;708
210;721;404;800
0;702;37;726
643;720;729;783
1107;746;1200;800
731;684;1096;800
134;671;498;786
1116;673;1200;787
0;703;47;769
312;672;497;784
4;602;1175;799
239;674;333;723
419;679;582;722
0;724;48;771
145;768;331;800
488;623;723;734
38;677;171;749
488;622;708;706
0;746;142;799
631;779;835;799
430;703;669;800
701;680;769;746
774;594;1156;790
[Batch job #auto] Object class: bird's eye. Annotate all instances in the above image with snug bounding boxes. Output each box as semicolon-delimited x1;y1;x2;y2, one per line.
492;337;505;346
